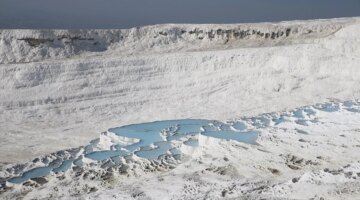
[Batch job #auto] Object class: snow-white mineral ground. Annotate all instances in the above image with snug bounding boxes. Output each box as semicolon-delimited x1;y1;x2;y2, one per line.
1;17;360;199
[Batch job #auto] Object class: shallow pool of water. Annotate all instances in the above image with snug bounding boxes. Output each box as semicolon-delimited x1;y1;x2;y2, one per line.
53;159;74;173
85;150;128;161
8;101;360;184
184;139;199;147
8;118;259;184
8;166;55;184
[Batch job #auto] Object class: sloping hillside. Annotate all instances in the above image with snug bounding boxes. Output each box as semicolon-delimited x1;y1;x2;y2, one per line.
0;17;359;165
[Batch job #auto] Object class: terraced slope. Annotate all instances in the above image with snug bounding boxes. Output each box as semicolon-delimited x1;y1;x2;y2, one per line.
1;100;360;199
0;17;359;165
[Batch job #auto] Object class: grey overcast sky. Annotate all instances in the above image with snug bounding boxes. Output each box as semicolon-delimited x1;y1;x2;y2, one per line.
0;0;360;29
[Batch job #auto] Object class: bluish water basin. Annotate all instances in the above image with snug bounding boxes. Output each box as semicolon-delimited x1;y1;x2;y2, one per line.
184;139;199;147
169;148;183;160
250;116;271;128
303;108;316;116
176;124;203;134
346;108;360;113
7;101;360;184
202;125;219;132
136;141;172;160
8;118;259;184
85;150;128;161
293;110;305;118
169;148;182;155
109;119;210;151
273;115;288;125
314;103;340;112
232;121;247;131
8;166;55;184
84;145;93;154
343;101;356;107
53;159;74;173
74;158;84;167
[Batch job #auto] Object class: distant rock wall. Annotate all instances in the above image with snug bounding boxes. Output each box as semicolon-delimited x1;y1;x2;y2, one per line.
1;17;358;64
